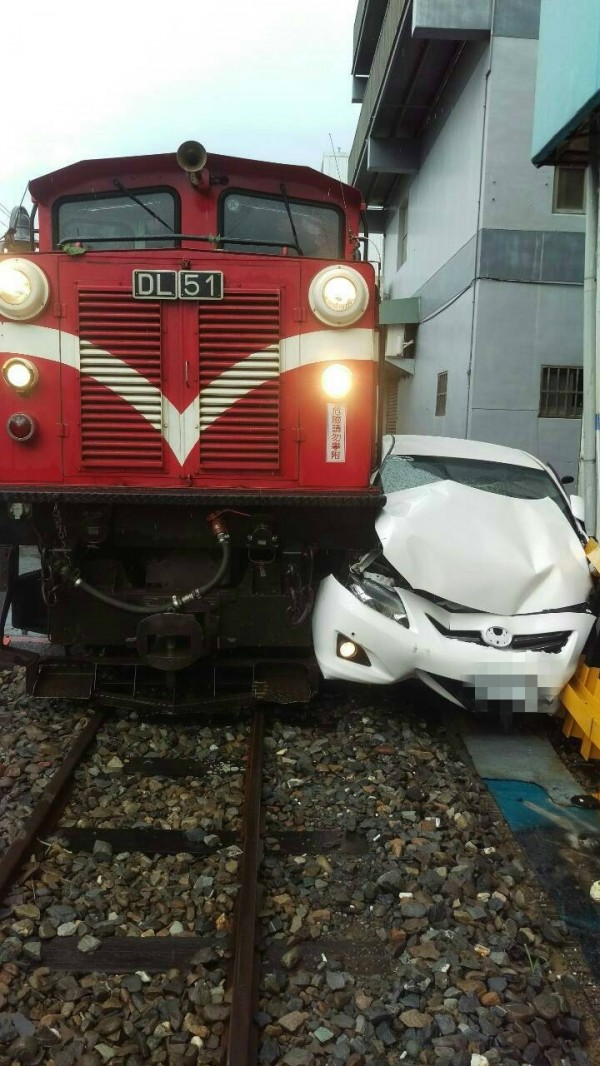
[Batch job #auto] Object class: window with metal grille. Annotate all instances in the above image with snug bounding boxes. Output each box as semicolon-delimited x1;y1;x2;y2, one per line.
553;167;585;213
435;371;448;416
539;366;583;417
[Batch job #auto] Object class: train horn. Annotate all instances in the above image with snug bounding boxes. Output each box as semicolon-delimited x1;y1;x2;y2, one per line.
176;140;208;174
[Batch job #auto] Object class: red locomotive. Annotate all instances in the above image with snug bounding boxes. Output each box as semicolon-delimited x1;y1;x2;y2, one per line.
0;142;380;708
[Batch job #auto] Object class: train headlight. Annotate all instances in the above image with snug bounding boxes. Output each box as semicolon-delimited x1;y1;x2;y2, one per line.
309;266;369;327
323;276;357;313
321;363;353;399
0;267;31;305
2;358;38;394
0;259;49;321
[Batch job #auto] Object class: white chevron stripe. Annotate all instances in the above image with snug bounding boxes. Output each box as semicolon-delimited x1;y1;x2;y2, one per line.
0;322;377;465
0;320;79;369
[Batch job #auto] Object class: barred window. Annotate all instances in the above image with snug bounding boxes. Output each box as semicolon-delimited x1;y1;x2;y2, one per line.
539;366;583;418
435;371;448;417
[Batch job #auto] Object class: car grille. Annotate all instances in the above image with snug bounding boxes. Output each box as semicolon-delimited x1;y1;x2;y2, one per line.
427;616;571;654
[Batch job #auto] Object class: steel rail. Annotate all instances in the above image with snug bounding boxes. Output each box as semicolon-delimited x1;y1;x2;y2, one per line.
226;709;265;1066
0;709;105;899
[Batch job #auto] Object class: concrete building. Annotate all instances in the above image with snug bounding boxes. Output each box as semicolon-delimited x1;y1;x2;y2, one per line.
351;0;585;476
532;0;600;527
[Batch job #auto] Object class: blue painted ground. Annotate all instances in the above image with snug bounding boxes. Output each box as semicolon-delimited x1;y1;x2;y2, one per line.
485;778;600;976
485;779;600;834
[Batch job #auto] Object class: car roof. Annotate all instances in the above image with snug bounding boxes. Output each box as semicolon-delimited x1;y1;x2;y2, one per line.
382;434;545;471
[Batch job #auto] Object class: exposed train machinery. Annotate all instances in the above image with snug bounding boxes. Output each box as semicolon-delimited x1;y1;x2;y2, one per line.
0;141;380;709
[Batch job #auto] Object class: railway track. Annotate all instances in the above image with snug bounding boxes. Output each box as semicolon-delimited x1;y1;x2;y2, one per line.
0;704;267;1065
0;679;599;1065
0;697;398;1064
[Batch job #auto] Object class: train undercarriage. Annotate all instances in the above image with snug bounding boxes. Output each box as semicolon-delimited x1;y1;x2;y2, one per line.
0;489;381;711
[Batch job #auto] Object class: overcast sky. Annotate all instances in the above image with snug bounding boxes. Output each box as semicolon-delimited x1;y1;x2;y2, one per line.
1;0;358;220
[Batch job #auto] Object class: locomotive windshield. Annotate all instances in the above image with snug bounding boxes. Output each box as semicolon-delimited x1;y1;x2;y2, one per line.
221;190;342;257
55;188;179;250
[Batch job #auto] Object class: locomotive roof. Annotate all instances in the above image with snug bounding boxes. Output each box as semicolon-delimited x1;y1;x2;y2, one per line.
28;150;361;207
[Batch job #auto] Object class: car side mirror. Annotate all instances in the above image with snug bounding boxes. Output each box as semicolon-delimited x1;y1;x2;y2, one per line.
561;475;575;485
569;494;585;522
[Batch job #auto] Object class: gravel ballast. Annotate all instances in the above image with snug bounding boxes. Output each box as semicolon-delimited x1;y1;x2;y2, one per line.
0;670;598;1064
256;691;598;1066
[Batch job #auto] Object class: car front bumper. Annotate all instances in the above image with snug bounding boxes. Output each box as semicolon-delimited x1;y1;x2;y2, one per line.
312;576;594;711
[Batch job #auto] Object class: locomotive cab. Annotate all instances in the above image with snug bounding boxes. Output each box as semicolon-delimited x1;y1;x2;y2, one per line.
0;143;381;709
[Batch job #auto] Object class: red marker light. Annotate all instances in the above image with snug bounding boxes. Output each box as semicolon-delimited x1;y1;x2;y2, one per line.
7;413;35;442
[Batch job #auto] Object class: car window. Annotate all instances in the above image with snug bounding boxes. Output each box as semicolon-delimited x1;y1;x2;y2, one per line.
380;455;572;519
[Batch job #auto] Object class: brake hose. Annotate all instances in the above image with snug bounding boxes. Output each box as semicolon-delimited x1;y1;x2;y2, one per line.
71;517;231;616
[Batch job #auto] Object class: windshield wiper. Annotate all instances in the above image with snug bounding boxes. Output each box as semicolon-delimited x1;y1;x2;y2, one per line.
279;182;303;256
58;233;304;250
112;179;174;233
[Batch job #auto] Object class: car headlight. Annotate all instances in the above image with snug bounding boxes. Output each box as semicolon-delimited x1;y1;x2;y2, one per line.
0;259;49;321
2;357;39;394
309;265;369;327
321;363;353;399
348;577;409;627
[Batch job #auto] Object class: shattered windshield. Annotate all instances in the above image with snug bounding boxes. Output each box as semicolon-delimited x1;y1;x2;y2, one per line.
55;189;178;250
379;455;571;518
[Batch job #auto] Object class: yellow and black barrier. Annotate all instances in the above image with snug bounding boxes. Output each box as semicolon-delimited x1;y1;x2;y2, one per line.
559;537;600;760
560;660;600;761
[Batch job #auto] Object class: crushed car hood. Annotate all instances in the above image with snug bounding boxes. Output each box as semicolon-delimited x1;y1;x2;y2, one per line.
376;481;592;615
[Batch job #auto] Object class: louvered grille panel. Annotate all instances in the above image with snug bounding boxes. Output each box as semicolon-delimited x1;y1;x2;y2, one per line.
78;290;163;468
199;292;281;469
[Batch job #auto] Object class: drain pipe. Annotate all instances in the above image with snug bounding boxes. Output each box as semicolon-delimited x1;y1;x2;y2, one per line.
584;140;598;533
465;33;493;437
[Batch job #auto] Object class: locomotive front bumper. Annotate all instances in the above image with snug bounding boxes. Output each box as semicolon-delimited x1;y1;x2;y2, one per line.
312;576;594;712
0;486;384;547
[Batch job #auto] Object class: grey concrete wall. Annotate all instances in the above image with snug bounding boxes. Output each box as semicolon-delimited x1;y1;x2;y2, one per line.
468;279;582;478
395;288;473;436
493;0;541;39
383;43;490;295
481;36;585;236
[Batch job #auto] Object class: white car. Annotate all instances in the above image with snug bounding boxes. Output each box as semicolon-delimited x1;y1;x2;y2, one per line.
312;435;595;714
